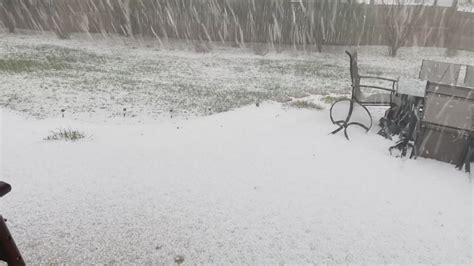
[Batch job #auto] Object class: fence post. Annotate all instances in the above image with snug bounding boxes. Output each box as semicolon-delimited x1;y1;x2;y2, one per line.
445;0;459;56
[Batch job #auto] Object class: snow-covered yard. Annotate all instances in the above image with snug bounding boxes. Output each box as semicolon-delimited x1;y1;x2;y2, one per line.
1;104;472;264
0;33;473;264
1;33;473;120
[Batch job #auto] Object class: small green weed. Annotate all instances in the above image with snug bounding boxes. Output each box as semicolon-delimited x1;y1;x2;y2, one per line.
45;128;86;142
288;100;324;110
322;95;350;104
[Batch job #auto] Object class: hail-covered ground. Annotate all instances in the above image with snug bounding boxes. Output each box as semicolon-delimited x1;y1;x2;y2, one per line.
0;32;473;264
1;32;473;120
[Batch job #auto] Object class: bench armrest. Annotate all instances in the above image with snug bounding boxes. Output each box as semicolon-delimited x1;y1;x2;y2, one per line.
356;85;396;93
360;75;399;83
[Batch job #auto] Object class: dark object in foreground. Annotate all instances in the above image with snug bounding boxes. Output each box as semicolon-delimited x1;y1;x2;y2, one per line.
0;181;25;266
330;50;398;140
0;182;11;197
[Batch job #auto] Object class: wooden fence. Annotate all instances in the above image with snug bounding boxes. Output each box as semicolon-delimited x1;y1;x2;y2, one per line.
1;0;473;52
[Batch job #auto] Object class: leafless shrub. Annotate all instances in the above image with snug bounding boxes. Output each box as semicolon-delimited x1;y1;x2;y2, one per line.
252;43;270;56
193;41;212;53
384;3;425;57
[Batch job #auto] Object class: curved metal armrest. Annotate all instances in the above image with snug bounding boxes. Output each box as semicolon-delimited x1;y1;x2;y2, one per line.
356;84;396;92
360;75;399;83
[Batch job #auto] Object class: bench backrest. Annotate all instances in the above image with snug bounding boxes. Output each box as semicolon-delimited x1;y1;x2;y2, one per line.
423;82;474;131
465;65;474;87
346;50;361;99
419;60;461;85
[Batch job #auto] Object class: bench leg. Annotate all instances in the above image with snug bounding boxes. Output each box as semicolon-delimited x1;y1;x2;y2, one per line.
329;99;372;140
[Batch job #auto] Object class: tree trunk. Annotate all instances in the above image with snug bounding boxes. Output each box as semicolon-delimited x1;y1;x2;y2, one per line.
129;0;141;36
48;0;70;39
389;40;399;57
113;0;131;37
2;0;16;33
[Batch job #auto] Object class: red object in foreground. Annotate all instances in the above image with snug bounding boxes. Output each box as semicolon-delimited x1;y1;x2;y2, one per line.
0;182;25;266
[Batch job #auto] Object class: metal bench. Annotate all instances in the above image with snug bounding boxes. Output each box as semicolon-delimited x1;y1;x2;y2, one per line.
330;50;398;140
381;60;465;151
415;82;474;170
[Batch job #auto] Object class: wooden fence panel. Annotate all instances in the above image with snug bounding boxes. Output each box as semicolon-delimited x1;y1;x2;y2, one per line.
1;0;473;52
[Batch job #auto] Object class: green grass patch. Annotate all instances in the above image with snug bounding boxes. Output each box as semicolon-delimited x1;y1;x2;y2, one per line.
288;100;324;110
34;45;105;62
322;95;350;104
0;58;68;73
293;62;324;76
45;128;86;142
0;45;105;73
